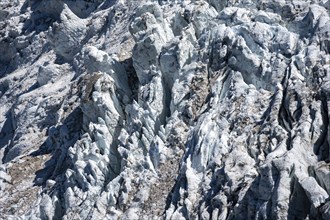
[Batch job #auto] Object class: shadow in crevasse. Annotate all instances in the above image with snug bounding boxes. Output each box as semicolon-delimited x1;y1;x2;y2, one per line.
20;0;62;35
225;170;311;220
28;107;83;218
30;107;83;188
0;110;15;155
287;176;311;220
164;167;262;219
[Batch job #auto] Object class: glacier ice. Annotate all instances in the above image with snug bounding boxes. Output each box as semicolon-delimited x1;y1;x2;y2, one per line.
0;0;329;219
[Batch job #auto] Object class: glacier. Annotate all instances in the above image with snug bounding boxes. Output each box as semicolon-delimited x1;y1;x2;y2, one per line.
0;0;329;219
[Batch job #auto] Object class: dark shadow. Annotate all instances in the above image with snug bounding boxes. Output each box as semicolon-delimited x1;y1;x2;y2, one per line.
27;82;39;93
28;106;83;218
0;110;14;151
31;107;83;187
120;57;139;102
0;42;18;78
194;167;227;219
164;173;189;219
0;79;10;98
313;91;330;162
287;176;311;219
20;0;61;35
224;174;265;219
15;81;40;98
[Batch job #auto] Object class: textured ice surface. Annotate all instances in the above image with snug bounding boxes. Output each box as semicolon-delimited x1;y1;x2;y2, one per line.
0;0;329;219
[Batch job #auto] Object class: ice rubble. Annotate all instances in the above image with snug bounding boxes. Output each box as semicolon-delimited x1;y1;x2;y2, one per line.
0;0;329;219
